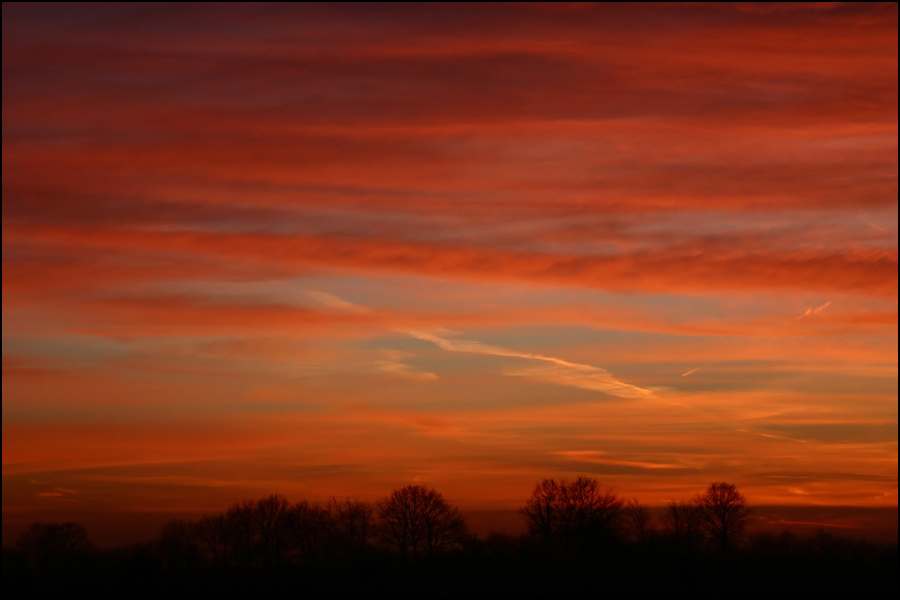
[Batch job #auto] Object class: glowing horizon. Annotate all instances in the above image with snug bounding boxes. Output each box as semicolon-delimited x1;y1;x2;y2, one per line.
3;3;897;547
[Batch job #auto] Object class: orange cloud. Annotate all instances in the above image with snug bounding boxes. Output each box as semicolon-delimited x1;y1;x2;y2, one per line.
5;225;896;298
3;3;896;539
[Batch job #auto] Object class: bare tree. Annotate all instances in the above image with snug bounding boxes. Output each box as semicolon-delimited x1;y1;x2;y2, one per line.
557;477;624;550
661;500;702;552
521;477;623;552
159;518;202;571
521;479;560;544
696;482;750;555
624;498;652;544
254;494;293;567
16;522;92;576
194;514;228;565
378;485;467;559
292;501;334;565
329;498;375;559
225;499;257;567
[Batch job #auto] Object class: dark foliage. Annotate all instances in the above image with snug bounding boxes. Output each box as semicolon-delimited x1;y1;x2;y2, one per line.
3;482;896;599
696;481;751;556
378;484;467;559
521;476;624;554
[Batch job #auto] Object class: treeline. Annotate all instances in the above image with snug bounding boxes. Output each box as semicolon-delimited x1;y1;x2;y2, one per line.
3;479;897;598
152;485;465;571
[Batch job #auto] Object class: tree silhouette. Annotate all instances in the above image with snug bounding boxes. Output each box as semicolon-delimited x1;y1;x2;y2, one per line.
292;500;334;566
16;521;92;576
522;478;560;545
159;518;202;571
194;514;228;565
329;498;375;560
378;485;467;559
558;476;624;551
225;499;257;568
661;500;702;553
522;477;623;553
254;494;293;568
696;482;750;556
624;498;652;544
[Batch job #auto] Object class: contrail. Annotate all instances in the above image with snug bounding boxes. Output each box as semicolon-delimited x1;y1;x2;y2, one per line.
406;329;655;398
858;215;888;234
681;359;719;377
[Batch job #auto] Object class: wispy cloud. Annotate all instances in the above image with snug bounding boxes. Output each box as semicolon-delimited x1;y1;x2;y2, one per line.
797;300;832;319
306;291;371;314
375;350;438;382
407;330;653;398
556;450;683;470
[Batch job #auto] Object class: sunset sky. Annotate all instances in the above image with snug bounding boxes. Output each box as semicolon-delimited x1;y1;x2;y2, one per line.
3;3;897;546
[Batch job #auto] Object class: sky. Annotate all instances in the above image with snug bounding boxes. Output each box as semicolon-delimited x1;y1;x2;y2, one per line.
3;2;897;546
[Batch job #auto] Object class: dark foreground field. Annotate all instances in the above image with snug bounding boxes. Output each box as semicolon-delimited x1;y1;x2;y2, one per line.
4;530;897;599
